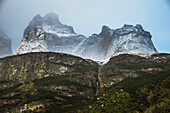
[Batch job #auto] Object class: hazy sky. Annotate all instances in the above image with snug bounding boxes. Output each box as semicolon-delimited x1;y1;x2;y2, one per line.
0;0;170;53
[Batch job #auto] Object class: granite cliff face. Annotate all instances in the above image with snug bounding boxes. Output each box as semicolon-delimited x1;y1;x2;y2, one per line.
15;13;157;62
15;13;86;55
74;24;157;61
0;27;12;57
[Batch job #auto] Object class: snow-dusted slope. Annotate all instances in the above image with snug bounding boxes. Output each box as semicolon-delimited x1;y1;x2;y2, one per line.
74;24;157;61
15;13;157;62
0;27;12;57
15;13;86;55
15;28;48;54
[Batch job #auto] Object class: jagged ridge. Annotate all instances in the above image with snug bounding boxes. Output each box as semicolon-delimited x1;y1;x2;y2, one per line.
15;13;157;62
15;13;86;55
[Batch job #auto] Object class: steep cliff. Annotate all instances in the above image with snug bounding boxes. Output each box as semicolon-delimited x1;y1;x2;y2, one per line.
74;24;157;61
15;13;86;55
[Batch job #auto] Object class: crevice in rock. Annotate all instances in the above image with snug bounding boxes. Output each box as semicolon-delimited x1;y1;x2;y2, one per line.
95;66;102;97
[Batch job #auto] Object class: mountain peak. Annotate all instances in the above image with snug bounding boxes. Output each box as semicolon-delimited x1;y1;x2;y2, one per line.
135;24;143;30
44;13;59;19
43;12;61;25
112;24;151;38
101;25;111;33
16;13;157;62
33;14;42;20
100;25;114;37
25;13;63;34
123;24;133;28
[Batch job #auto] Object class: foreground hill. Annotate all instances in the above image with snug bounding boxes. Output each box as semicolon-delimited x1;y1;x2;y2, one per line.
79;53;170;113
0;53;169;112
0;52;99;112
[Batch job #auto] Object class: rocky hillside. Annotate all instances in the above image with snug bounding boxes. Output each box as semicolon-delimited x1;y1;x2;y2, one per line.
0;53;169;112
15;13;157;62
79;53;170;113
0;27;12;57
0;52;99;112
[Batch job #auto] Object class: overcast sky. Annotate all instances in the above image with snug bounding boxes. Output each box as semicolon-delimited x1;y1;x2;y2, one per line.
0;0;170;53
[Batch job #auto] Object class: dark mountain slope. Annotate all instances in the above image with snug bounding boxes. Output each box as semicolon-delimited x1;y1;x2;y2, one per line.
0;53;169;112
78;54;170;113
0;52;99;112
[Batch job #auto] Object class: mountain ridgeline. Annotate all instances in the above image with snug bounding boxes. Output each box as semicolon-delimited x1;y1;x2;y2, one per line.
15;13;157;62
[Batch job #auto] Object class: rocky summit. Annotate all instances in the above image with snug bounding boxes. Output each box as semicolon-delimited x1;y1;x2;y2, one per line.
15;13;157;62
0;27;12;57
74;24;157;61
15;13;86;56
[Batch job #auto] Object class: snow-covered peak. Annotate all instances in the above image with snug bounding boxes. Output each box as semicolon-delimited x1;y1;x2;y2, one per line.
43;13;59;20
74;24;157;62
43;13;61;26
15;13;86;55
43;25;76;37
25;13;75;37
15;28;48;55
100;25;114;37
29;13;61;26
113;24;151;38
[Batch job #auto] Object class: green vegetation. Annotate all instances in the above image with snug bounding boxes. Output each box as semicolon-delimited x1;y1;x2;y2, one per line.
78;68;170;113
115;61;169;69
17;82;34;92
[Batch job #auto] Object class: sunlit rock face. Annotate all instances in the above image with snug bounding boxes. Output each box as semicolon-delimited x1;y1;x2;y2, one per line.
0;27;12;57
15;13;157;62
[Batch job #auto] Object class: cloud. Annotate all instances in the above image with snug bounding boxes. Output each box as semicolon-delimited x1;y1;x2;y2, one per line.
0;0;170;53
